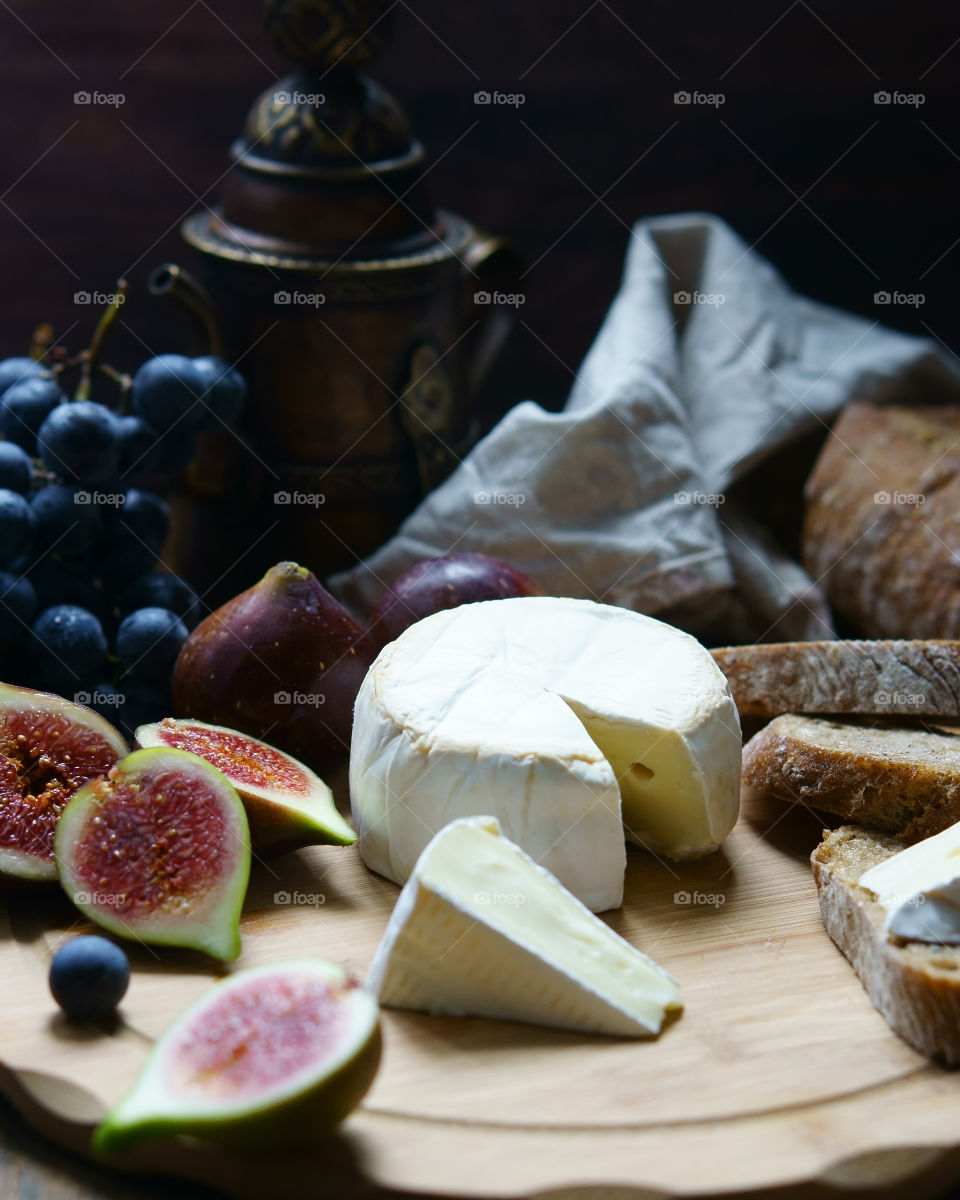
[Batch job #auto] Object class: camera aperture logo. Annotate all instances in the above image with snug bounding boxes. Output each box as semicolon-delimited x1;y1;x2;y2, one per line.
74;689;125;708
75;290;126;307
873;489;925;506
874;690;927;708
474;90;525;108
874;90;924;107
273;490;325;507
674;289;725;307
674;90;725;107
273;689;325;708
874;290;924;308
274;90;326;107
273;290;326;307
274;890;326;908
74;91;125;108
674;489;725;507
674;889;725;908
474;489;526;507
74;489;124;508
74;890;126;908
474;290;525;308
474;889;526;907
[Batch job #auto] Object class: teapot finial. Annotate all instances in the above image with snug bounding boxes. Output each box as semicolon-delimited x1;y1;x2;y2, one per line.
263;0;397;73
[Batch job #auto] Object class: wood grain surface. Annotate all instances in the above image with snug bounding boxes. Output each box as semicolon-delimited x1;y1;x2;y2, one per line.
6;780;960;1197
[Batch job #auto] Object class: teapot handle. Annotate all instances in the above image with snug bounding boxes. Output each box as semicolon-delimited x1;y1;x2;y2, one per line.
461;232;525;397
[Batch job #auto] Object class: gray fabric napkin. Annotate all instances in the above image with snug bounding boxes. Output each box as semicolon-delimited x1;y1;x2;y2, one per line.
331;213;960;642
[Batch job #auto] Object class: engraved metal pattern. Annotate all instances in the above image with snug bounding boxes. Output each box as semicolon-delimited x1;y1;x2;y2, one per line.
181;210;474;295
264;0;396;71
243;74;411;166
398;342;463;495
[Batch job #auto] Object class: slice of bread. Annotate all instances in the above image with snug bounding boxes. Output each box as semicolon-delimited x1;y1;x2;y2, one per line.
742;714;960;841
711;639;960;719
812;825;960;1064
803;402;960;639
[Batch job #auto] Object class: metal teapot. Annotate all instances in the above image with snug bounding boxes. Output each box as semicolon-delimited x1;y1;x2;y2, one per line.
160;0;520;601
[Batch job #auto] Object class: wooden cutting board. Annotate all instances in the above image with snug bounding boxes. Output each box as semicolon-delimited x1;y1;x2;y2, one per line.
4;781;960;1200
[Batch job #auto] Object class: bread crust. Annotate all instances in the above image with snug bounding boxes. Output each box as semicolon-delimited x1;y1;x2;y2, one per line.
742;715;960;841
803;403;960;639
812;826;960;1065
712;640;960;719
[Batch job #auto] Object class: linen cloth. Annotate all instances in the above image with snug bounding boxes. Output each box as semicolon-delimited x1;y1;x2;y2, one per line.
332;213;960;642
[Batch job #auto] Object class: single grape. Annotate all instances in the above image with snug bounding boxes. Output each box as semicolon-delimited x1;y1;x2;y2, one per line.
30;483;102;556
0;571;37;649
112;488;169;553
114;414;158;481
0;488;37;567
115;606;187;680
0;356;51;397
27;558;105;619
0;442;33;495
119;572;202;627
0;377;64;452
29;604;108;686
37;401;120;484
49;936;130;1021
131;354;206;433
191;356;247;430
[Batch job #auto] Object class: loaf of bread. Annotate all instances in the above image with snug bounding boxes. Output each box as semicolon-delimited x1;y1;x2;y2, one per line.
812;825;960;1064
803;402;960;638
712;639;960;718
742;714;960;841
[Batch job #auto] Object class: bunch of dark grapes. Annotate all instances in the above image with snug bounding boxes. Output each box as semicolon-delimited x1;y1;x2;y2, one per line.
0;323;246;739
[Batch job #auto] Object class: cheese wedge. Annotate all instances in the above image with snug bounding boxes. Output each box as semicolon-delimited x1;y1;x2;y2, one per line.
367;816;682;1037
859;819;960;943
350;596;741;911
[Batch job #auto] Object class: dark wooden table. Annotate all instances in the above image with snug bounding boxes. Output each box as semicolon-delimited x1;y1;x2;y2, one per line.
0;1097;221;1200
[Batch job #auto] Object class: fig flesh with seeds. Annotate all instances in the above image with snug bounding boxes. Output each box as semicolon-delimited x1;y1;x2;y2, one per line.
136;718;355;849
0;684;128;882
93;959;381;1152
55;747;250;961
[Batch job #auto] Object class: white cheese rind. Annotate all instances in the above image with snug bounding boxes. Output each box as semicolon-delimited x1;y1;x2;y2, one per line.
860;821;960;942
366;816;682;1037
351;596;740;912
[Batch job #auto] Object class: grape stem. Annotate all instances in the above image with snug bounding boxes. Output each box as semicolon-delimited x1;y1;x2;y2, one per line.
29;323;55;363
75;280;129;403
97;363;133;396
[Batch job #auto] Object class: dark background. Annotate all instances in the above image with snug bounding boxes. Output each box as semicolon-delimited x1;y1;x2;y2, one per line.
0;1;957;421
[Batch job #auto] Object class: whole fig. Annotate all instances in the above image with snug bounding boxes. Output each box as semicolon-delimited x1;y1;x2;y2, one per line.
172;562;374;767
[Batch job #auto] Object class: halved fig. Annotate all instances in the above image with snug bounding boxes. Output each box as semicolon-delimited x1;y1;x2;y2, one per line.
55;748;250;961
93;959;381;1152
135;718;356;849
0;684;128;882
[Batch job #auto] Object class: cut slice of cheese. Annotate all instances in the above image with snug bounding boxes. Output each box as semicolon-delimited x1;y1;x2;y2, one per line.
366;815;682;1037
859;820;960;942
350;596;741;912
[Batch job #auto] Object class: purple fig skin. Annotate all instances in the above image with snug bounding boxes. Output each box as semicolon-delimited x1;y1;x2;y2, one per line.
371;552;541;648
172;562;374;769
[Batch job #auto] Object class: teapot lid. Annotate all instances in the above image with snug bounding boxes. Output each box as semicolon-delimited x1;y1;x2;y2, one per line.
185;0;442;262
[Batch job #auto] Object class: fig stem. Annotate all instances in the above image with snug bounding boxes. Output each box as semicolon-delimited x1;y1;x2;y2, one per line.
76;280;129;402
